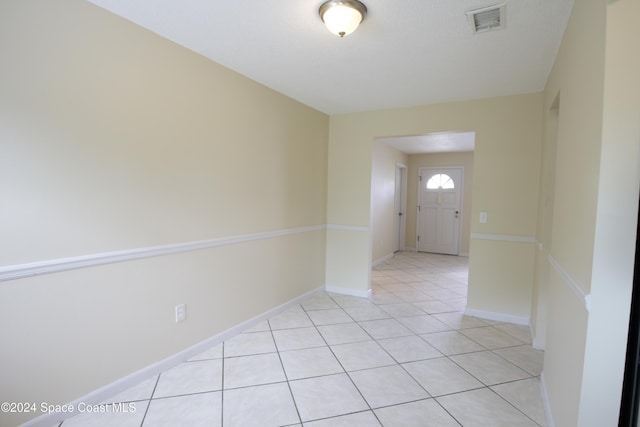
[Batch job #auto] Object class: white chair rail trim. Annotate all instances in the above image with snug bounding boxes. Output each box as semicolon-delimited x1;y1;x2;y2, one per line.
548;255;591;311
470;232;537;243
0;224;328;283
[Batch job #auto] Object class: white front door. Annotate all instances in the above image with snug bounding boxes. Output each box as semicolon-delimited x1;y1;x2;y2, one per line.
417;167;463;255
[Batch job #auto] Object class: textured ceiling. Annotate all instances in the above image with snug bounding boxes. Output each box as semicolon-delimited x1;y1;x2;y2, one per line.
88;0;574;115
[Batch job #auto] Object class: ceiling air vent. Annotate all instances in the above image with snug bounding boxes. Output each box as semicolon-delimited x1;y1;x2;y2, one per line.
466;3;506;33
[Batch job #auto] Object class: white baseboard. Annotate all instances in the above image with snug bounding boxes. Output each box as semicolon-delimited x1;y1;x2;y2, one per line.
464;308;530;326
372;253;394;267
20;286;324;427
540;372;555;427
458;252;469;257
529;323;545;350
325;285;371;299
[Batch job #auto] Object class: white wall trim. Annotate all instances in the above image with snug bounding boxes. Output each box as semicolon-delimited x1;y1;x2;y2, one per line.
326;224;369;232
540;372;556;427
530;323;543;350
465;307;530;326
0;224;327;283
470;232;537;244
372;252;395;267
20;286;325;427
548;255;591;311
325;284;371;298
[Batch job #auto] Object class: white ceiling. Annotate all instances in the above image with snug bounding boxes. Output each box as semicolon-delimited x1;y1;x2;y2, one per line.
378;131;476;154
87;0;574;116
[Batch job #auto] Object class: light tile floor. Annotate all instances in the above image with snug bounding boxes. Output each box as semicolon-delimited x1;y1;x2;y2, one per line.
56;252;546;426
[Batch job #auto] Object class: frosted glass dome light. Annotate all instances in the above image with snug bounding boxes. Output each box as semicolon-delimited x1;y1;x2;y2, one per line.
319;0;367;38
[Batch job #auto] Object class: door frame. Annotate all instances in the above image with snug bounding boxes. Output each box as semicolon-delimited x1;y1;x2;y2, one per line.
416;166;464;255
393;163;408;252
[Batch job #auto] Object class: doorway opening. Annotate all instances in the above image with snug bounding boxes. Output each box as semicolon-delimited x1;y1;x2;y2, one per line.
371;130;475;264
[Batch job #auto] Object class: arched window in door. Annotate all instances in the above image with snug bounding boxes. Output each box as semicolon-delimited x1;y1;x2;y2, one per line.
426;173;455;189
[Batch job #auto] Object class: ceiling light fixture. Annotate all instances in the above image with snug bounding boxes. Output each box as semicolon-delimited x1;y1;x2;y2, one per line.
319;0;367;38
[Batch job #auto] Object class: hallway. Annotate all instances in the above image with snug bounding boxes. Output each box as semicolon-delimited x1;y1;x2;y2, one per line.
57;252;546;426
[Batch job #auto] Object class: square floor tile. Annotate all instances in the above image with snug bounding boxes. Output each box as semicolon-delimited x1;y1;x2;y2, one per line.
450;351;531;385
223;382;299;427
358;318;414;339
223;331;276;357
392;290;434;302
369;291;404;305
153;360;222;398
403;358;483;396
289;373;368;422
412;300;457;314
307;309;353;326
103;375;158;404
330;340;395;371
374;399;460;427
437;388;539;426
426;288;465;300
420;331;485;355
301;295;339;311
349;365;429;408
224;353;286;389
331;295;375;308
317;323;370;345
143;392;221;427
280;346;343;380
379;303;426;318
493;345;544;376
372;276;405;286
303;410;380;426
397;315;451;334
269;310;313;330
379;283;416;293
492;377;547;426
493;323;533;344
444;298;467;311
272;327;326;351
342;305;391;321
461;326;526;349
431;312;487;330
377;335;442;363
405;281;442;292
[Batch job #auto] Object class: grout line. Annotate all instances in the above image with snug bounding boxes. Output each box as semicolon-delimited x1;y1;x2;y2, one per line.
219;341;225;427
138;374;160;427
267;319;303;426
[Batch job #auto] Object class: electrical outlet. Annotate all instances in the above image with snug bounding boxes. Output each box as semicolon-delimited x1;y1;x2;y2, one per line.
479;212;488;223
175;304;186;323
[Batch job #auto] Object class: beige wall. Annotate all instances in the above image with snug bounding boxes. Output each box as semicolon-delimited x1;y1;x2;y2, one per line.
536;0;640;425
0;1;328;425
370;142;408;263
326;94;543;320
406;151;474;255
537;0;606;424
